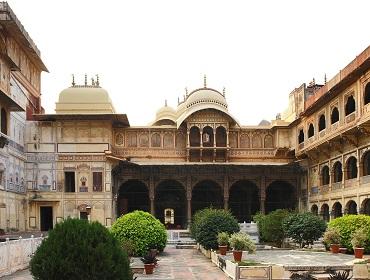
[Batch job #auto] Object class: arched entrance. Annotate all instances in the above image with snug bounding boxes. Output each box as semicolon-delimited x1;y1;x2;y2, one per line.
117;180;149;216
321;204;330;222
311;204;318;216
192;180;223;215
361;199;370;215
155;180;186;229
265;180;295;213
229;180;259;222
332;202;342;218
346;200;357;214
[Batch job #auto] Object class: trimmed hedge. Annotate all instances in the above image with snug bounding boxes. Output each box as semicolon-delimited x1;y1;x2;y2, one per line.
282;212;326;248
30;218;132;280
253;209;291;247
191;208;239;250
190;208;214;240
111;210;167;256
328;214;370;253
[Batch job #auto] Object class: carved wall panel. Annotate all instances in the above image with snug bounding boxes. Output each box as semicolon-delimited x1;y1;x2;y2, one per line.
175;133;186;149
139;133;149;147
127;132;137;147
240;134;250;148
229;132;238;148
252;134;262;148
163;133;174;148
115;133;124;146
151;133;161;147
264;135;273;148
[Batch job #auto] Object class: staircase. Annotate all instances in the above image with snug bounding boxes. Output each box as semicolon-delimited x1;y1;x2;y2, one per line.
166;230;197;249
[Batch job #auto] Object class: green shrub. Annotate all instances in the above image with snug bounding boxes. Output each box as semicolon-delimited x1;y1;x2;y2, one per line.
255;209;291;247
282;212;326;248
351;228;368;248
190;208;214;240
217;232;230;246
194;208;239;250
328;214;370;253
323;227;341;247
111;210;167;256
30;218;132;280
229;232;256;253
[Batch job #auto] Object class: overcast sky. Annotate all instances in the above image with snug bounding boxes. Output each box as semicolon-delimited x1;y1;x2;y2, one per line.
7;0;370;125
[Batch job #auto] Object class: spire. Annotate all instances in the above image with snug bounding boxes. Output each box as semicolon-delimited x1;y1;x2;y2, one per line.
91;77;95;86
165;99;167;107
96;74;100;86
223;87;226;97
324;73;327;84
185;87;188;96
178;97;180;104
203;74;207;88
84;74;87;86
71;74;75;86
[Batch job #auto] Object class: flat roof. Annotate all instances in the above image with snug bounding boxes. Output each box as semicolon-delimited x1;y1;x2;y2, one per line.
33;113;130;127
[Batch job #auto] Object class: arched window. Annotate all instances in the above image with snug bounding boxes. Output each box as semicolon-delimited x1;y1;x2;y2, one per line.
333;161;343;183
189;126;200;147
363;151;370;176
308;123;314;138
321;166;330;185
345;95;356;115
1;108;7;135
347;156;357;179
318;114;326;131
331;107;339;124
298;129;304;144
364;83;370;105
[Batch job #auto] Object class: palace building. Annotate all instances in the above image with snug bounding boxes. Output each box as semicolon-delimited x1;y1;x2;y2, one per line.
0;2;369;232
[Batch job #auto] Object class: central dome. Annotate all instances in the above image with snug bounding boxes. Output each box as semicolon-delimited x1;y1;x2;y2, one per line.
186;88;228;109
55;85;115;114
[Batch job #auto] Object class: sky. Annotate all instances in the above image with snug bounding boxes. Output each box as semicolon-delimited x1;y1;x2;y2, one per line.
6;0;370;125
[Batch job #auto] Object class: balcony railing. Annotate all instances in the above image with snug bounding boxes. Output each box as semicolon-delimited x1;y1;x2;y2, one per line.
332;182;342;190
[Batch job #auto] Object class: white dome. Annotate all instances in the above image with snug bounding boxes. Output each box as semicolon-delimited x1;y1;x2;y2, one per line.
186;88;228;110
152;104;176;125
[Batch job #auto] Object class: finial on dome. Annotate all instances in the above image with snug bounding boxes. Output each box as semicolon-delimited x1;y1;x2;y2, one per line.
71;74;75;87
178;97;180;104
91;77;95;86
203;74;207;88
84;74;87;86
324;73;327;84
165;99;167;107
223;87;226;97
96;74;100;86
185;87;188;96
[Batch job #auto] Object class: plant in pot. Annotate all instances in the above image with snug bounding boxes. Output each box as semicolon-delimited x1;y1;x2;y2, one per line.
351;228;367;259
323;227;341;254
217;232;229;256
141;253;158;274
229;232;256;262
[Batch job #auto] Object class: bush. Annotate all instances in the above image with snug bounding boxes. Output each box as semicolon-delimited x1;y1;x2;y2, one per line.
190;208;214;240
254;209;291;247
30;218;132;280
323;227;341;247
111;210;167;256
193;208;239;250
282;212;326;248
351;228;368;248
328;214;370;253
229;232;256;253
217;232;229;246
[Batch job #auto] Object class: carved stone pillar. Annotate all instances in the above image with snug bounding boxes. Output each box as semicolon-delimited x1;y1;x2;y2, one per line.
260;176;266;214
200;130;203;148
224;175;229;210
186;130;190;148
213;128;216;148
149;175;155;216
186;176;192;226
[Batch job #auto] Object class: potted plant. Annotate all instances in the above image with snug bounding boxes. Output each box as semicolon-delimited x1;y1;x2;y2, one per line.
229;232;256;262
141;253;157;274
351;228;367;259
323;227;341;254
217;232;229;256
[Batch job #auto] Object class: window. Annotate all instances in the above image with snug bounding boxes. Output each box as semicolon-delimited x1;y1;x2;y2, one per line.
318;114;326;131
1;108;7;135
333;161;343;182
93;172;103;192
347;157;357;179
345;95;355;115
363;151;370;176
308;123;314;138
80;211;88;220
364;83;370;105
298;129;304;144
64;172;75;192
321;166;330;185
331;107;339;124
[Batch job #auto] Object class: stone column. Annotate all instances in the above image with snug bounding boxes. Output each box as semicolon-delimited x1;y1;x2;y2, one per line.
186;176;192;226
224;175;229;210
149;175;155;215
260;176;266;214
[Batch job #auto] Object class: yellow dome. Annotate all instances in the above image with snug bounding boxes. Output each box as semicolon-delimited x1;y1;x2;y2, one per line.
55;85;116;114
152;104;176;125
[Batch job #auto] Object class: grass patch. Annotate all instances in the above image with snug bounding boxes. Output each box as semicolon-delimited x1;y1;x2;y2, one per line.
234;259;264;266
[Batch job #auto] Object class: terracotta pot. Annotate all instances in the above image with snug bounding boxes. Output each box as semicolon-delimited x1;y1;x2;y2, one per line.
339;247;347;254
144;263;155;274
219;245;227;256
233;250;243;262
354;247;364;259
330;244;340;254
